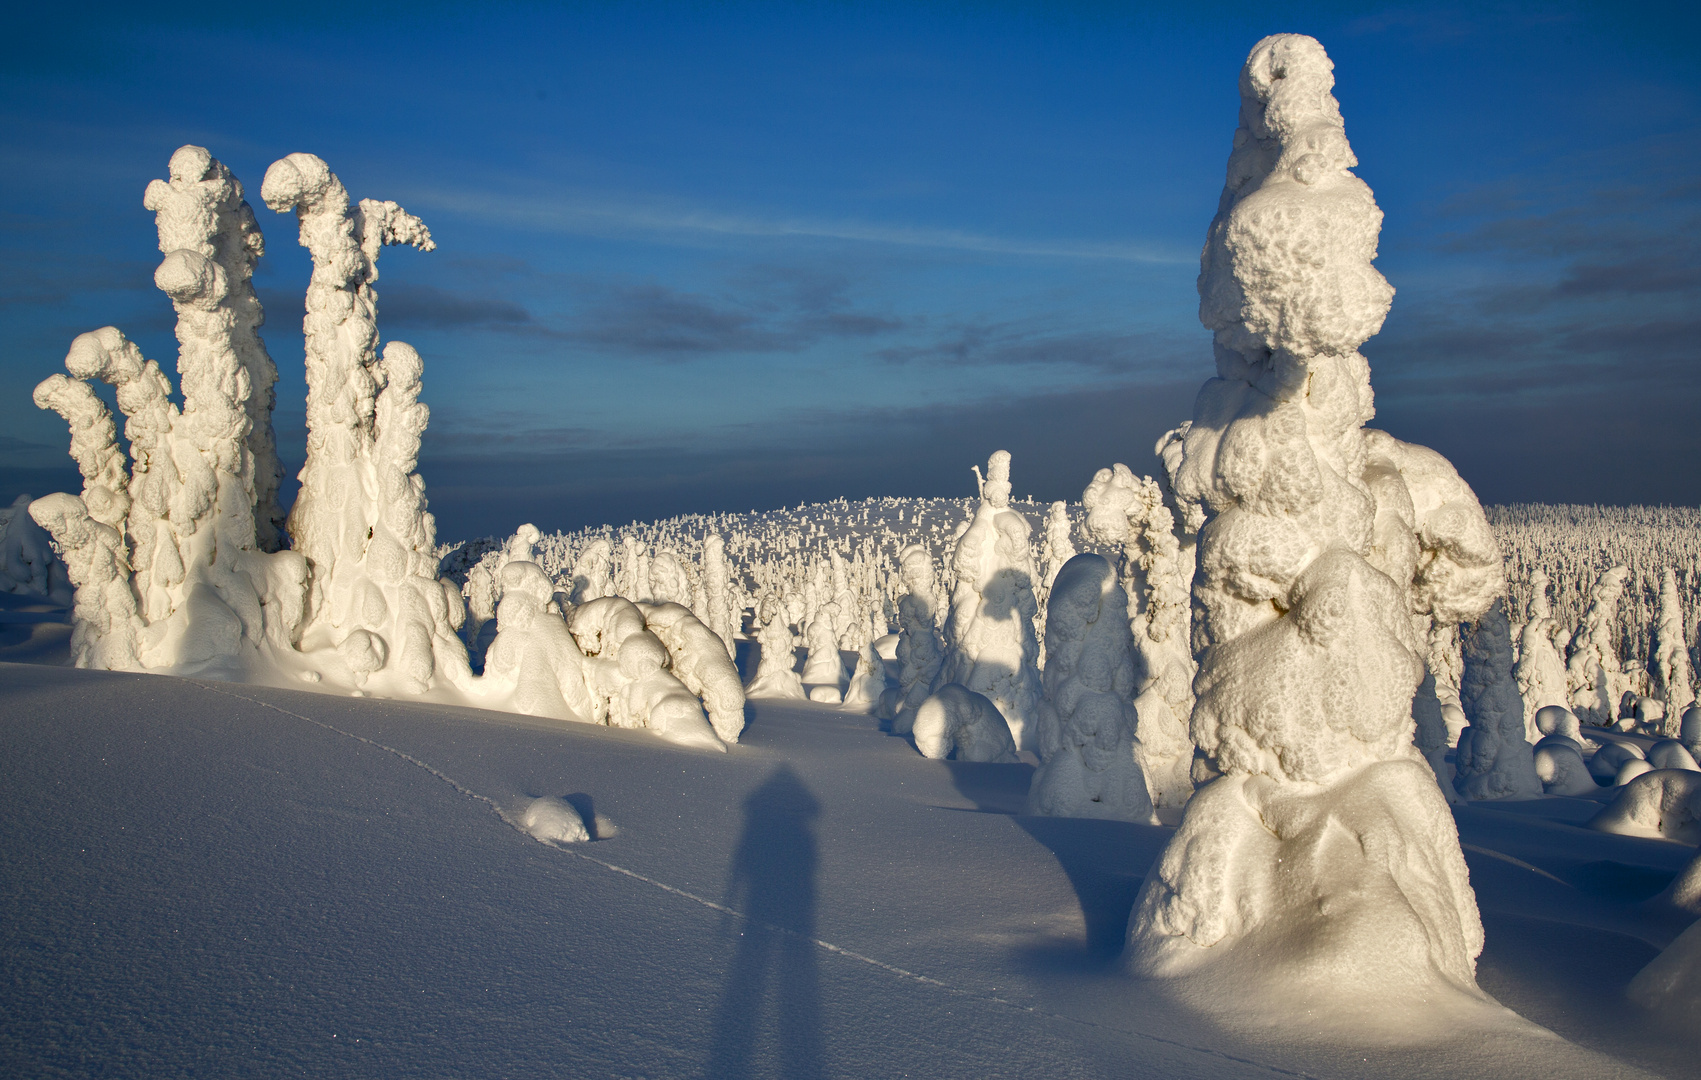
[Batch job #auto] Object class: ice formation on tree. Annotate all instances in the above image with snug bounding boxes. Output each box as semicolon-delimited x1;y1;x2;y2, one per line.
1039;501;1076;594
569;539;615;603
1651;568;1695;734
31;147;308;673
801;604;847;702
638;601;746;743
1080;463;1196;805
842;642;887;709
482;560;596;722
0;496;71;603
261;151;473;695
935;451;1043;752
1514;570;1570;742
699;534;738;659
1567;566;1631;726
1453;601;1542;800
1126;35;1503;1026
745;601;806;700
892;543;945;733
1027;554;1157;822
912;683;1018;763
567;597;723;750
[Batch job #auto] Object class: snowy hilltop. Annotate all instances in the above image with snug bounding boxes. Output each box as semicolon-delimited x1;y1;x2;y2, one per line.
5;31;1701;1073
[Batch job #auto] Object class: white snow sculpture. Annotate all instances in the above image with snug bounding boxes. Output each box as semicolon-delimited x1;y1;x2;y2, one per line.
843;642;887;710
1039;501;1076;594
648;551;695;608
638;601;746;743
0;495;71;603
616;632;725;751
1567;566;1631;726
912;684;1018;763
1027;554;1157;822
1652;568;1695;735
935;451;1043;752
1588;769;1701;843
893;543;945;734
1081;464;1199;760
1515;570;1570;742
1453;601;1542;801
261;152;471;695
745;604;806;700
801;603;847;701
567;596;723;750
569;538;615;604
1127;35;1503;1026
32;147;307;673
481;561;595;723
700;533;738;658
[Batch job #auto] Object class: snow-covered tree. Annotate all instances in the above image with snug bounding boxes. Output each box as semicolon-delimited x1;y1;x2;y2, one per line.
935;451;1043;751
1127;35;1501;1022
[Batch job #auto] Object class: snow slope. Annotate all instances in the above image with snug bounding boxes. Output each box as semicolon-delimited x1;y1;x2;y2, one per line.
1;661;1695;1078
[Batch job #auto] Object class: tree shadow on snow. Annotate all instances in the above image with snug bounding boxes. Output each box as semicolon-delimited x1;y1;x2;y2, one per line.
700;765;826;1080
936;756;1171;967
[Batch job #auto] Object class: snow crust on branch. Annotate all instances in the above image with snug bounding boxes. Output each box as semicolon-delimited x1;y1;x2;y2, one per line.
1125;35;1502;1033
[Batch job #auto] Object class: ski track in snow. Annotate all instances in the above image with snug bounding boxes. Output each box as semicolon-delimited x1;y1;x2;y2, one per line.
188;679;1319;1080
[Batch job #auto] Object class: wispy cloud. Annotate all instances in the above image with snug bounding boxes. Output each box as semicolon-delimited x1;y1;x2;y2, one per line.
402;185;1190;265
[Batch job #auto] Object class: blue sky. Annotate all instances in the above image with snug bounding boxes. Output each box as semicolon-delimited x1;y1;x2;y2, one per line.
2;1;1696;539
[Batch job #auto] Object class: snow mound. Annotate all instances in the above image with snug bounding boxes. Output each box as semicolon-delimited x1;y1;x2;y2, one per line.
1588;769;1701;843
913;683;1018;763
519;796;590;844
1628;917;1701;1024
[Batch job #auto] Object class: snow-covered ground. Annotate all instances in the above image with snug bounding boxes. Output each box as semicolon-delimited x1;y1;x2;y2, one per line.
1;659;1695;1079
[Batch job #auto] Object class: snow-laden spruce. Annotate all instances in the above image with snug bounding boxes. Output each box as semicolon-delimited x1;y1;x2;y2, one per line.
1125;35;1506;1035
27;148;738;751
1514;570;1570;742
891;543;945;733
1453;600;1542;800
31;147;306;673
1026;554;1157;822
1567;566;1631;727
934;451;1043;752
1080;462;1194;806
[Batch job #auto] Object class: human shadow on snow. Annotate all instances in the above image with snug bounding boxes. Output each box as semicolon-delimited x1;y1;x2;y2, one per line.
701;765;826;1080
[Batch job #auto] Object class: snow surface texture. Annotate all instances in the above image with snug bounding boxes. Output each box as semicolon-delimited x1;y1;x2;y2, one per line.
934;451;1043;752
911;682;1018;763
1455;601;1543;801
1127;34;1507;1036
4;663;1692;1079
1027;554;1158;823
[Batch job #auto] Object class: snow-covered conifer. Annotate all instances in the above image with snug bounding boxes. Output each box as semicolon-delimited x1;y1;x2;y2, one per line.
1453;600;1542;800
1127;35;1500;1023
1027;554;1156;822
935;451;1043;751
